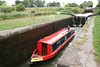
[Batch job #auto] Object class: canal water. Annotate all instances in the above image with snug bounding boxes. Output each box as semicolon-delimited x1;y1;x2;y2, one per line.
20;27;81;67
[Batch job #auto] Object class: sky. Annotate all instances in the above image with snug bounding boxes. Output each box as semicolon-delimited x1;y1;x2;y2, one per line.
3;0;98;8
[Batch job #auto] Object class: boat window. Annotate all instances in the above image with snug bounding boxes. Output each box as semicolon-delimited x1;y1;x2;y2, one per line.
67;32;71;38
52;31;73;52
61;37;65;44
52;42;57;52
52;40;61;52
64;35;67;41
35;50;39;55
42;43;47;56
57;40;61;47
33;55;38;58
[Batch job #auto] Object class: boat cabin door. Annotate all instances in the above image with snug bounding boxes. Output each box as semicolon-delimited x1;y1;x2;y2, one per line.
42;43;47;56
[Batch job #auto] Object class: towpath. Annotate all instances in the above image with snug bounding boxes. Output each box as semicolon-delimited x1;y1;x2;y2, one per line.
57;17;97;67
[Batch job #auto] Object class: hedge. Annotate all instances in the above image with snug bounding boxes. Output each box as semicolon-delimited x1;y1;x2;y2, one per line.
0;7;82;21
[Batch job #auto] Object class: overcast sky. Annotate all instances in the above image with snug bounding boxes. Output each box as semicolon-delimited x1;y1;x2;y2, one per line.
3;0;98;8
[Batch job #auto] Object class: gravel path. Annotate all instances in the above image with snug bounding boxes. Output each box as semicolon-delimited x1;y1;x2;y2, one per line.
57;17;97;67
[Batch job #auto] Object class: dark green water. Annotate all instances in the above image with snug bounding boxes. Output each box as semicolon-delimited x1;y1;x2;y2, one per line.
20;27;81;67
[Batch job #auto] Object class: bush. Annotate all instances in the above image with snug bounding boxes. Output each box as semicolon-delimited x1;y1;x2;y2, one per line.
0;12;27;21
0;13;9;20
72;8;80;14
56;7;64;11
11;6;16;11
13;13;27;18
0;6;12;13
16;3;25;11
0;7;82;21
95;8;100;14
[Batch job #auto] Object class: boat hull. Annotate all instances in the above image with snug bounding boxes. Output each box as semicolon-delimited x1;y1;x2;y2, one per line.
29;33;75;64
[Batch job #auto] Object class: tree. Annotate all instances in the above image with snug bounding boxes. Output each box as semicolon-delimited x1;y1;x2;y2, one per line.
56;2;60;7
80;4;83;8
23;0;29;7
15;0;23;5
15;0;45;7
16;3;25;11
96;1;100;7
83;1;88;7
27;0;45;7
88;1;93;7
0;0;6;6
64;4;70;7
79;1;93;8
47;1;60;7
33;0;45;7
29;0;34;7
43;0;45;4
0;5;12;13
95;0;100;14
69;3;79;7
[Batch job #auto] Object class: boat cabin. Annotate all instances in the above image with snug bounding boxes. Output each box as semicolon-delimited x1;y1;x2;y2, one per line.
32;28;75;57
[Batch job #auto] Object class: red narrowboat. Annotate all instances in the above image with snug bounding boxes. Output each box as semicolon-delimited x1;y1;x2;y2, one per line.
29;28;75;64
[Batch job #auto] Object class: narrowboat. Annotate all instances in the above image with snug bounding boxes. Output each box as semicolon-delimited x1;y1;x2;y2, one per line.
29;28;75;64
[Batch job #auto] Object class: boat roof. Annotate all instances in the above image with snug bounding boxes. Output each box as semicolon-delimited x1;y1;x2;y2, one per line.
38;28;71;45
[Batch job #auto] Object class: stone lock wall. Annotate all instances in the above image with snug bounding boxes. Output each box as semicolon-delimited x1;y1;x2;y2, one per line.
0;17;86;67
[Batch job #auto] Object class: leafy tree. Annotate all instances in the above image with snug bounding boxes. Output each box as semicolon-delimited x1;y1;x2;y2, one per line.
23;0;29;7
79;1;93;8
96;1;100;7
15;0;23;5
56;2;60;7
0;0;6;6
47;1;60;7
27;0;45;7
0;5;12;13
80;4;83;8
16;3;25;11
95;0;100;14
15;0;45;7
64;4;70;7
11;6;16;11
43;0;45;4
28;0;34;7
34;0;45;7
88;1;93;7
69;3;79;7
2;3;7;6
83;1;88;7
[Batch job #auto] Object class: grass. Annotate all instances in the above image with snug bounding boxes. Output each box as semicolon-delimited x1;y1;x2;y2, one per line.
75;34;88;46
0;15;70;31
77;35;87;39
75;37;88;46
82;21;90;33
0;7;82;21
93;16;100;63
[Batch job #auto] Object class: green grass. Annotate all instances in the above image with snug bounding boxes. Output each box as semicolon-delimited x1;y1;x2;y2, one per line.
75;38;88;46
0;7;82;21
75;34;88;46
77;35;87;39
93;16;100;63
0;15;70;31
82;23;90;33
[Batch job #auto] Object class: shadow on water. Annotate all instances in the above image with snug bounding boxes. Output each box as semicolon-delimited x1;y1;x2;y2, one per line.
20;27;81;67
